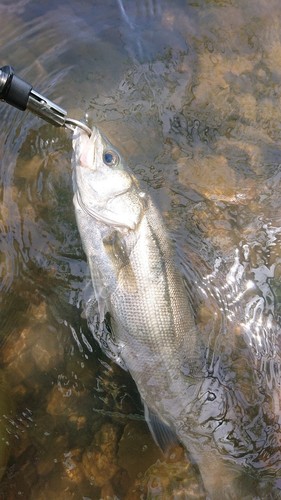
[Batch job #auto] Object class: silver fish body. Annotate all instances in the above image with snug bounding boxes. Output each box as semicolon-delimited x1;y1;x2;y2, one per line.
72;126;203;413
71;127;279;499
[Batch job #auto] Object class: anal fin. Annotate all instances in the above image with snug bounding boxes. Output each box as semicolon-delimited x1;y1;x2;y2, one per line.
144;404;179;454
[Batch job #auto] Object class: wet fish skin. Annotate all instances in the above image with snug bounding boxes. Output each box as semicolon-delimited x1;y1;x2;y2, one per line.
71;126;270;499
72;126;203;403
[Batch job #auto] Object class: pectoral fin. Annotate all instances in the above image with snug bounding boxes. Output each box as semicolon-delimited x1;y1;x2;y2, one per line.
88;259;111;323
103;231;137;293
144;404;179;453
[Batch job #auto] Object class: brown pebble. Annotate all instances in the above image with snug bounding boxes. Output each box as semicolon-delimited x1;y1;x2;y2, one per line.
82;423;120;488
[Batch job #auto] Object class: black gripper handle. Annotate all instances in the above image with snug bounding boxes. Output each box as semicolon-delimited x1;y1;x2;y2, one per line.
0;65;32;111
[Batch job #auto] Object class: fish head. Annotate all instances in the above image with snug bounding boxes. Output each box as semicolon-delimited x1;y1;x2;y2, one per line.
72;126;144;230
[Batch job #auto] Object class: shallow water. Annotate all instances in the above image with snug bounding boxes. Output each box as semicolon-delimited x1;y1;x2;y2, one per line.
1;0;281;498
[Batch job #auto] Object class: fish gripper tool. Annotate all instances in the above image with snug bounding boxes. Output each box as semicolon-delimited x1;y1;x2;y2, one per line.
0;65;91;136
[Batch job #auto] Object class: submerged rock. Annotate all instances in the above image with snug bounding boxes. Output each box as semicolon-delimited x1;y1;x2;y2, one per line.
0;302;64;389
82;422;120;488
126;456;206;500
178;153;256;204
117;421;163;481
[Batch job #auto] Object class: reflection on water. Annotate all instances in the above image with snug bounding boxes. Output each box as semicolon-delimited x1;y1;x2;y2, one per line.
1;0;281;497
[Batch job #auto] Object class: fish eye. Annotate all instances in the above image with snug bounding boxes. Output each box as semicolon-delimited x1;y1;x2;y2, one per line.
103;150;119;167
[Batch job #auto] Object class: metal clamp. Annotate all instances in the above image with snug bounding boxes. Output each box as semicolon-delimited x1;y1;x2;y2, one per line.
0;65;92;137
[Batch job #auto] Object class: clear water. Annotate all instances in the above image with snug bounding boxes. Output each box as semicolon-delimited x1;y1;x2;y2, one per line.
1;0;281;498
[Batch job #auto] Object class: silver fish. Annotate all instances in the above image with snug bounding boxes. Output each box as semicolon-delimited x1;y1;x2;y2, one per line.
72;125;203;386
71;127;279;499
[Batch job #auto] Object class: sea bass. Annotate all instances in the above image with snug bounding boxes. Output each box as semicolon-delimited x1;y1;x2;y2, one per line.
71;127;279;499
72;126;204;392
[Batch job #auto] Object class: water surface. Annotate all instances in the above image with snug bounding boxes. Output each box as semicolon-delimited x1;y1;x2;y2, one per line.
1;0;281;498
